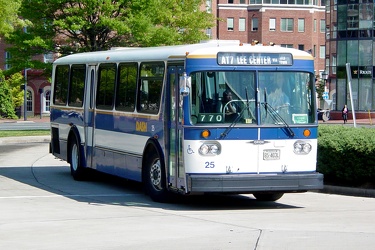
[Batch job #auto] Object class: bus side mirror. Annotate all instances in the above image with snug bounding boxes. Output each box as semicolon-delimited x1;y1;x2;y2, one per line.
179;73;191;97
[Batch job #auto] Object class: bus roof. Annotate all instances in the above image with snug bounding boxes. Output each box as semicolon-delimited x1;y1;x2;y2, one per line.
53;40;313;65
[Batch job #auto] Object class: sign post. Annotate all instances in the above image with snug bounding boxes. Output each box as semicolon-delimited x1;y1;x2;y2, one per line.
345;63;357;127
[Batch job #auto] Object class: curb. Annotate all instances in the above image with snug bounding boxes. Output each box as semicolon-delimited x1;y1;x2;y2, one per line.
0;135;50;145
318;185;375;198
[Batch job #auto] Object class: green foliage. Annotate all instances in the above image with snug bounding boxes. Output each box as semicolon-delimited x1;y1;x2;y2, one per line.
315;79;325;101
0;71;17;119
5;0;215;73
318;125;375;186
5;73;24;108
0;0;23;38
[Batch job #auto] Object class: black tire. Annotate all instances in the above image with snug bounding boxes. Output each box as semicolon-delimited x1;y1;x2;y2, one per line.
253;192;284;201
69;137;85;181
144;150;170;203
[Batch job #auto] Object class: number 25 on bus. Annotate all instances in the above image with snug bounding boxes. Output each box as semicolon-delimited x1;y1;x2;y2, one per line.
50;41;323;203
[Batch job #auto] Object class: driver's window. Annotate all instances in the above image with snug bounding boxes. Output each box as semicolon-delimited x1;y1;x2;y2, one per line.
191;71;256;124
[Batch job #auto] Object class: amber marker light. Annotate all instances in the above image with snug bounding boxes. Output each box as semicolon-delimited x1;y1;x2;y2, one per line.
201;130;211;138
303;129;311;137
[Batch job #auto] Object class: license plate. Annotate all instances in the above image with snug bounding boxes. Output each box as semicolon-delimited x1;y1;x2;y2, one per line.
263;149;280;160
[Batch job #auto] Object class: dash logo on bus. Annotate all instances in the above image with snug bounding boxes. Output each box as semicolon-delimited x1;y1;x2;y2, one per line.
136;121;147;132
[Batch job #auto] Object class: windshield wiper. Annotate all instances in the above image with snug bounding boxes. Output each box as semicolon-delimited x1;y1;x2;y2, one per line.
220;99;253;140
245;87;251;118
261;102;295;137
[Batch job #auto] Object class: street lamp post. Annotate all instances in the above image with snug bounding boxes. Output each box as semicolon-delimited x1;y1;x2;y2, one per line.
24;68;31;121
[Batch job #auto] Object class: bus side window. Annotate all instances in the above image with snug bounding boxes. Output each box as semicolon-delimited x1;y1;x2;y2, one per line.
68;64;86;107
53;65;69;105
138;79;162;114
96;63;116;110
116;63;138;112
137;62;164;114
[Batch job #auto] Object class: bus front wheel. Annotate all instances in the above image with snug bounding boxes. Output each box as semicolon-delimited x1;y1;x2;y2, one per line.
145;151;170;203
69;137;85;181
253;192;284;201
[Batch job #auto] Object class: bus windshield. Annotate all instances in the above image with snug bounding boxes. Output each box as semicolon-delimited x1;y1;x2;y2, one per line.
190;71;315;125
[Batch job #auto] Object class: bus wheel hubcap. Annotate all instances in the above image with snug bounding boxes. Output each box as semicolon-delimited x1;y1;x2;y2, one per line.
150;160;161;189
71;144;78;171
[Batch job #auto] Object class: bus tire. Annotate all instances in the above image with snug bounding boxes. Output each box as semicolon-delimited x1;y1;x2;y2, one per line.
253;192;284;201
69;137;85;181
145;150;170;203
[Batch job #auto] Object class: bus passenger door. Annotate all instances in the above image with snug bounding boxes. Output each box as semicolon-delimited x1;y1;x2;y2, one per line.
84;65;96;168
166;64;185;192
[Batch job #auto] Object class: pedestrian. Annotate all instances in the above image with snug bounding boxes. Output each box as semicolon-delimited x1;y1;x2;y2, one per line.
342;104;348;124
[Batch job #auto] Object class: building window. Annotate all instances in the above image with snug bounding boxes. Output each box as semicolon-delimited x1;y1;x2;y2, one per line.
206;0;212;13
227;18;234;31
314;19;317;32
252;18;258;31
239;18;246;32
359;3;372;29
45;90;51;112
298;19;305;32
313;45;316;57
320;19;325;33
27;89;33;112
281;44;294;48
281;18;293;32
206;28;212;38
44;53;54;63
269;18;276;31
228;0;234;3
319;45;325;59
298;44;305;51
332;54;337;75
240;0;246;3
5;52;11;70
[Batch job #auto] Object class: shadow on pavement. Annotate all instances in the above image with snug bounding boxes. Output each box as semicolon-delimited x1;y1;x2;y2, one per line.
0;164;301;211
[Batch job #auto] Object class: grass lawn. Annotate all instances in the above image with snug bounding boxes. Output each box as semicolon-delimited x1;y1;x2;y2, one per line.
0;130;50;138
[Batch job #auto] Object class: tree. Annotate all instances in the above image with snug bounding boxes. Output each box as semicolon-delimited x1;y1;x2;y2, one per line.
6;73;24;109
0;70;17;119
0;0;23;39
6;0;215;73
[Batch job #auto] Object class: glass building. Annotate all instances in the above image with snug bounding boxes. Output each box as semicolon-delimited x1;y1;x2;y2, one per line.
325;0;375;114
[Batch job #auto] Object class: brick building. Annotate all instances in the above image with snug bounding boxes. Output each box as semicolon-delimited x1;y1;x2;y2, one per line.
214;0;326;75
0;40;51;118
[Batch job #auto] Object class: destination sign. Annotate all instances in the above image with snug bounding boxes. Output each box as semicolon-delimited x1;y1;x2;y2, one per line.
217;52;293;66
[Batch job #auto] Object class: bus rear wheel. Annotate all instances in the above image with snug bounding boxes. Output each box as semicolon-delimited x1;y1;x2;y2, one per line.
69;137;85;181
253;192;284;201
145;151;170;203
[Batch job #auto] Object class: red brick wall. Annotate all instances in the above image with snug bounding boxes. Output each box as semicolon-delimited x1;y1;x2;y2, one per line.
216;4;326;72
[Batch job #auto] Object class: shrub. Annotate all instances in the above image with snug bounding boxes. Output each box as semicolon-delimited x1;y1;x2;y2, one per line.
318;125;375;187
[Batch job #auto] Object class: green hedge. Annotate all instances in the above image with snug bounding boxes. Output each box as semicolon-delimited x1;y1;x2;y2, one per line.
318;125;375;186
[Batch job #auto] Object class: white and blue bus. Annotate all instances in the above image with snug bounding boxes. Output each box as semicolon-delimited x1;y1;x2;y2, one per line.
50;41;323;202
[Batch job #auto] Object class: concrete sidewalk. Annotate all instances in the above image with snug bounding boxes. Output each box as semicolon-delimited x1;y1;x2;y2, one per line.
0;135;50;145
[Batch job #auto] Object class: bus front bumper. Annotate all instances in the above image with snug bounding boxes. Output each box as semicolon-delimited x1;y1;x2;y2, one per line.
187;172;323;193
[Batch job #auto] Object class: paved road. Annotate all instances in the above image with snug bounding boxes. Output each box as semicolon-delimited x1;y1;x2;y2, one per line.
0;142;374;250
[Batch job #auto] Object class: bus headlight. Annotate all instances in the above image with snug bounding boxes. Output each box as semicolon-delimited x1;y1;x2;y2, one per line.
199;142;221;156
293;140;312;155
